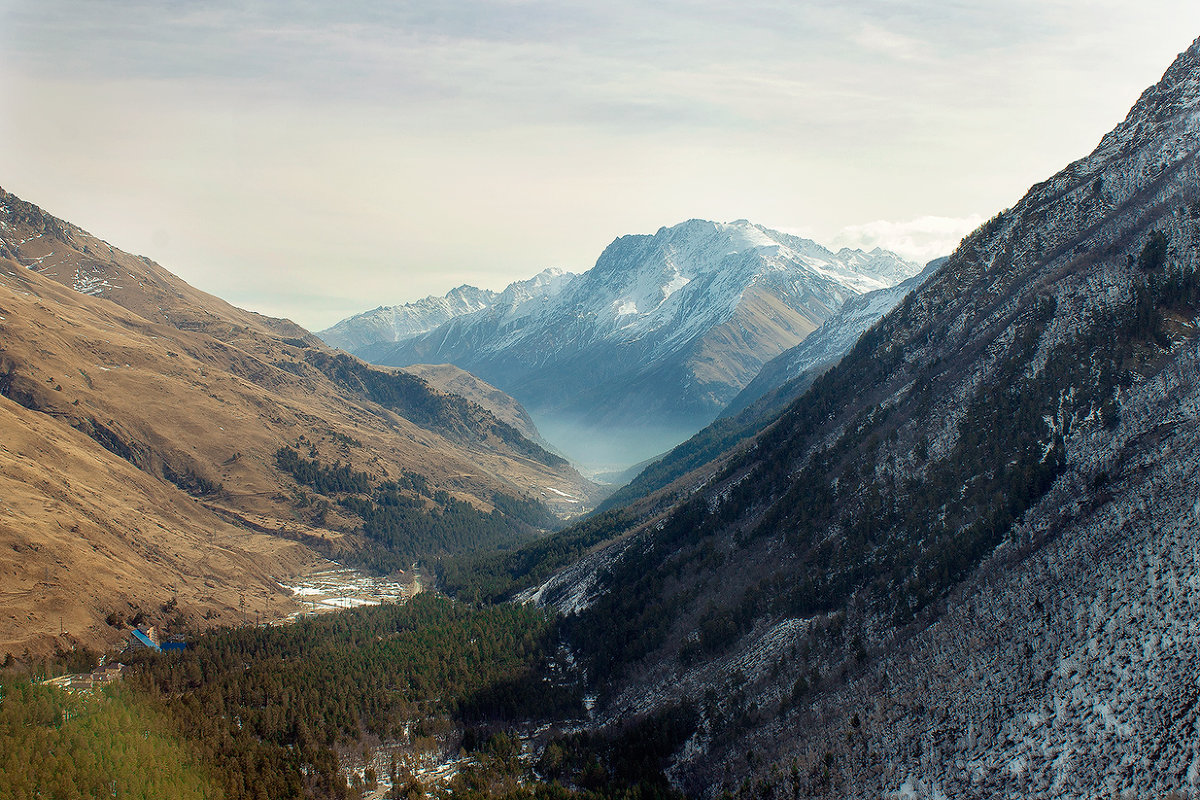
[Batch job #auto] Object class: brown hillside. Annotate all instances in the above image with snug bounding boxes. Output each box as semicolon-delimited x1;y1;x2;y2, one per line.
0;391;310;659
403;363;544;444
0;187;597;655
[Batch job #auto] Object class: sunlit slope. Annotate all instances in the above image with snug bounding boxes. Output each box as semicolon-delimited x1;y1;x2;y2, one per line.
0;187;597;653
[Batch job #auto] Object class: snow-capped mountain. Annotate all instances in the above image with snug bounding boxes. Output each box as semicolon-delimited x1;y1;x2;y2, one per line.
340;220;920;467
318;269;575;354
506;34;1200;798
597;257;945;512
721;256;945;419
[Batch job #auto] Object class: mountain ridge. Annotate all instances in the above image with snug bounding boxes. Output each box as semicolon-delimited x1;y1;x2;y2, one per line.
595;257;944;513
319;268;575;354
331;219;920;467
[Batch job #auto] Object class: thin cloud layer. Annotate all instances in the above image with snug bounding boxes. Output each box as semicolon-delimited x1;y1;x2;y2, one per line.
2;2;1199;328
834;215;986;264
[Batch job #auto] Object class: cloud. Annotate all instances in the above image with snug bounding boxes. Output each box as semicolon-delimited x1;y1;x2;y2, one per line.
833;215;984;263
5;1;1200;330
850;22;928;62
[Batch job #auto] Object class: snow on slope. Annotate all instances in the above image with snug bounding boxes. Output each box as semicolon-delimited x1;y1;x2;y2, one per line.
519;33;1200;800
352;220;921;465
317;269;575;354
722;257;945;418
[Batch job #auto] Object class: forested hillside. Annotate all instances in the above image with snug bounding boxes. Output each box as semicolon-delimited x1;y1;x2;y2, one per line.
2;595;690;800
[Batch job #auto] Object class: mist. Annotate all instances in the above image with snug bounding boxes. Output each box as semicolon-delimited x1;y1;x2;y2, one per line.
531;415;694;482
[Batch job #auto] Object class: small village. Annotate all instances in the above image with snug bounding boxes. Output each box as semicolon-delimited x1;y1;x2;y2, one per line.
41;562;420;694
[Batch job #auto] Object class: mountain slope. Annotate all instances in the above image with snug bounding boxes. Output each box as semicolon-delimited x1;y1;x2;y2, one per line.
349;221;920;467
504;35;1200;797
596;259;943;513
722;256;945;419
0;385;309;661
0;186;596;655
400;363;545;445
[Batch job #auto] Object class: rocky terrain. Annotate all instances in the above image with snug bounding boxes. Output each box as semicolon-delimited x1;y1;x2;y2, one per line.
329;221;920;469
512;34;1200;799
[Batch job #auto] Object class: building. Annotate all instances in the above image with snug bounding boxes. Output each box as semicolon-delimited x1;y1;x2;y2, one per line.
90;663;125;685
128;626;161;652
66;674;94;691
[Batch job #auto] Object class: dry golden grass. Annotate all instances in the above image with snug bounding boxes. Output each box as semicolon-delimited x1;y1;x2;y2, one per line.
0;188;596;655
0;391;311;657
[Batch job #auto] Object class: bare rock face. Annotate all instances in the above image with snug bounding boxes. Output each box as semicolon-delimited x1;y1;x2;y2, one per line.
525;35;1200;798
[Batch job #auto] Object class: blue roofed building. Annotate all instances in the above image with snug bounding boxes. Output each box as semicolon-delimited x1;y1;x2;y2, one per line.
128;626;161;652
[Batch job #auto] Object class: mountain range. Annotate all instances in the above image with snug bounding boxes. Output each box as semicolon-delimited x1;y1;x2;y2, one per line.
447;34;1200;798
7;30;1200;800
320;271;570;354
322;221;921;469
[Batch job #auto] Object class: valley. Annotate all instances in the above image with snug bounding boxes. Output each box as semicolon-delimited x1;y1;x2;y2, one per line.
322;221;922;471
0;186;598;657
4;15;1200;800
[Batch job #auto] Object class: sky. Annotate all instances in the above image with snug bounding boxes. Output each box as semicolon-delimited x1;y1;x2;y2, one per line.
3;2;1200;331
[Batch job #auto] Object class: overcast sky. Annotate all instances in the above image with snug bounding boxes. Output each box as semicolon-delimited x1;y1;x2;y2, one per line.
3;2;1200;330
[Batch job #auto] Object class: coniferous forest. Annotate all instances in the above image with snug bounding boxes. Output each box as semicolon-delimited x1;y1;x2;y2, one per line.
1;594;685;800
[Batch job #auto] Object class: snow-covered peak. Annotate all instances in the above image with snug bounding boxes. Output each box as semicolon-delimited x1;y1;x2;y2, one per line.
593;219;918;294
317;268;577;352
624;219;803;281
317;283;499;351
433;219;920;361
485;267;576;327
498;267;575;303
